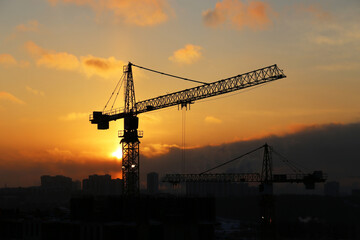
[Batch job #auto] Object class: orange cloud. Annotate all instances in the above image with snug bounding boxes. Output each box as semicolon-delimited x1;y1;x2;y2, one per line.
104;0;171;26
204;116;222;124
305;5;331;21
0;146;124;186
26;86;45;96
24;41;125;78
6;20;40;41
47;0;172;26
142;143;179;158
59;112;88;121
297;4;331;21
48;0;94;5
81;55;125;78
0;54;29;68
46;147;74;159
15;20;39;32
203;0;274;30
25;41;80;71
317;63;360;72
169;44;203;64
0;53;17;66
0;91;25;105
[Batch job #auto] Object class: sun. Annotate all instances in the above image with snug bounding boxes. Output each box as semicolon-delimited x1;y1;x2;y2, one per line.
111;147;122;159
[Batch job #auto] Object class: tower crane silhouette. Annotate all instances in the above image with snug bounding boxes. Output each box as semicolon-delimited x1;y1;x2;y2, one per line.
90;62;286;195
162;143;327;239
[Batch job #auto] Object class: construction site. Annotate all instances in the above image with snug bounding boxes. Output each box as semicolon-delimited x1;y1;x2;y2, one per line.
1;62;360;240
86;62;328;239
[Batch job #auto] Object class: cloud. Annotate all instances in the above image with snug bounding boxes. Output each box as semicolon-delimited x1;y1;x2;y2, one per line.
169;44;203;64
308;15;360;47
142;143;179;158
316;63;360;72
25;41;80;71
313;35;345;46
142;114;162;123
312;27;360;46
47;0;173;26
37;52;79;70
48;0;94;5
81;55;125;78
0;122;359;191
204;116;222;124
59;112;88;121
46;147;74;159
15;20;39;32
230;123;334;142
139;122;360;194
26;86;45;96
305;5;331;21
24;41;125;78
0;54;17;66
6;20;40;41
102;0;171;26
203;0;274;30
0;91;25;104
296;4;331;22
0;148;123;187
0;54;30;68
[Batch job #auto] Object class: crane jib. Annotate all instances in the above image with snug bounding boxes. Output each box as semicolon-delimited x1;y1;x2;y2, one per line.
135;64;285;114
90;64;286;125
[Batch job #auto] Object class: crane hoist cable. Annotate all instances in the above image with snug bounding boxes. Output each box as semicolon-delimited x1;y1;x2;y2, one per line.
182;107;186;174
103;73;125;111
110;76;125;111
131;63;208;85
200;144;265;175
272;149;310;174
199;144;312;176
132;62;205;175
104;62;208;112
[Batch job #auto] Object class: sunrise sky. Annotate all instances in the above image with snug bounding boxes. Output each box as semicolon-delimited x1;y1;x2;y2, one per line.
0;0;359;187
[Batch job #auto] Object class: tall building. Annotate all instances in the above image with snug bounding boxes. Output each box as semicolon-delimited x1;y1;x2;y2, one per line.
82;174;123;195
41;175;73;191
324;181;340;196
352;189;360;197
147;172;159;194
72;180;81;191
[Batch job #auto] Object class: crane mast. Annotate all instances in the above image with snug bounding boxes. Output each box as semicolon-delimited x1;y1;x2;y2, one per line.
121;64;141;195
90;62;286;195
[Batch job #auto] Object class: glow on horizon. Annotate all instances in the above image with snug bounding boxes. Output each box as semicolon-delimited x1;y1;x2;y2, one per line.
111;147;123;160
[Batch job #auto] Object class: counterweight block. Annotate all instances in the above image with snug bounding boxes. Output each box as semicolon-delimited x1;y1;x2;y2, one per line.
91;111;109;130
